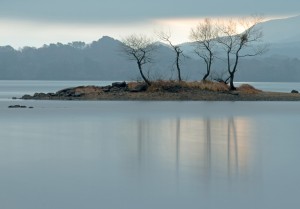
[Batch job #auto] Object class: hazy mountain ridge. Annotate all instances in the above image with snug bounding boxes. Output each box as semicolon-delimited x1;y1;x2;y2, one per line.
260;15;300;43
0;16;300;81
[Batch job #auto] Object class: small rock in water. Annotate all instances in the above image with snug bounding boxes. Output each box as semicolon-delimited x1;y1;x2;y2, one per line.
12;97;17;100
291;90;299;94
8;105;27;108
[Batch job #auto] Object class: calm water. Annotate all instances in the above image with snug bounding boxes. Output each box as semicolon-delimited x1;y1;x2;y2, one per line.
0;81;300;209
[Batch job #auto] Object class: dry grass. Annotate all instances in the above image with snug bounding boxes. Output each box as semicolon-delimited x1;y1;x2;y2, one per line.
147;80;230;92
187;81;229;92
237;84;262;94
127;82;140;89
147;80;183;92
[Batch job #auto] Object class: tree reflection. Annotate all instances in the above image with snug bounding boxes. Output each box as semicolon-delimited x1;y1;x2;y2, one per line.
135;116;248;182
204;118;212;183
227;117;239;180
176;118;181;178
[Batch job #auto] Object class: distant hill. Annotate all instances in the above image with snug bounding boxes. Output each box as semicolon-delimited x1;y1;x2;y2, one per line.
260;15;300;44
0;16;300;81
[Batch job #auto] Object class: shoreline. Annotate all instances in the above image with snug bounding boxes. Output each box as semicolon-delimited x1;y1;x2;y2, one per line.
19;81;300;102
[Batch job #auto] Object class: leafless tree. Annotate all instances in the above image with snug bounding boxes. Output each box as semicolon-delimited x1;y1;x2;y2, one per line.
190;18;218;81
211;70;230;84
157;31;184;81
217;16;268;90
120;34;156;86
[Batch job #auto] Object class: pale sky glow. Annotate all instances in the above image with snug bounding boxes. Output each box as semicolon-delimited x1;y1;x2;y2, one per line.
0;19;156;48
0;0;299;48
0;16;293;49
0;18;211;48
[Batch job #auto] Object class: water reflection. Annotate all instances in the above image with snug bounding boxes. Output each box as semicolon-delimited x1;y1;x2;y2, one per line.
0;111;262;209
135;116;255;185
5;101;300;209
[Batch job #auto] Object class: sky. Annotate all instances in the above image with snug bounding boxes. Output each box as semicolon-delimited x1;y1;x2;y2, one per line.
0;0;299;48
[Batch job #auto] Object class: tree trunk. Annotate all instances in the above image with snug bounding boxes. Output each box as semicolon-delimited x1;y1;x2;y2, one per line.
202;61;211;81
228;49;241;91
138;63;151;86
229;73;236;90
176;54;182;81
202;72;209;81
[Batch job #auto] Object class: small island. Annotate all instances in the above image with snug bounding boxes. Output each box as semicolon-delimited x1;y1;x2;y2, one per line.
21;81;300;101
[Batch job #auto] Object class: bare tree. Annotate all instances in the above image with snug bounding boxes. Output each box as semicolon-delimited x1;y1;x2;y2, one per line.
120;34;156;86
217;16;268;90
190;18;218;81
157;31;184;81
211;70;230;84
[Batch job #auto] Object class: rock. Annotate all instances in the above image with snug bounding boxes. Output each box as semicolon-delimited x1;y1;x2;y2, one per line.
110;86;122;92
112;81;127;88
56;88;73;94
22;94;33;99
28;106;34;109
291;90;299;94
56;88;75;97
33;93;48;98
102;85;111;92
47;93;56;97
73;92;83;97
129;83;148;92
8;105;27;108
12;97;17;100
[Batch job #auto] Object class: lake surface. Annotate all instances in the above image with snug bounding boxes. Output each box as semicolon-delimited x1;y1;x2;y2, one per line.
0;81;300;209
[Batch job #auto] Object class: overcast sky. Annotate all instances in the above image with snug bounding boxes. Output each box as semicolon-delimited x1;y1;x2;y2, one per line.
0;0;299;48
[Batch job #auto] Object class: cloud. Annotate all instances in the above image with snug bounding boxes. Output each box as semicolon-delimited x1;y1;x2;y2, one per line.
1;0;299;48
0;0;299;24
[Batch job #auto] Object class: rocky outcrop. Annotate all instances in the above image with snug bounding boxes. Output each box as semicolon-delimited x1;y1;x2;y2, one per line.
291;90;299;93
21;82;130;100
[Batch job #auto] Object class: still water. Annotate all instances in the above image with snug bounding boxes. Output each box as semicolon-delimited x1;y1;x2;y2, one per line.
0;81;300;209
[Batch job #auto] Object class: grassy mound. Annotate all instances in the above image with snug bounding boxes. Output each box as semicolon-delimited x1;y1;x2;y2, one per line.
237;84;262;94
